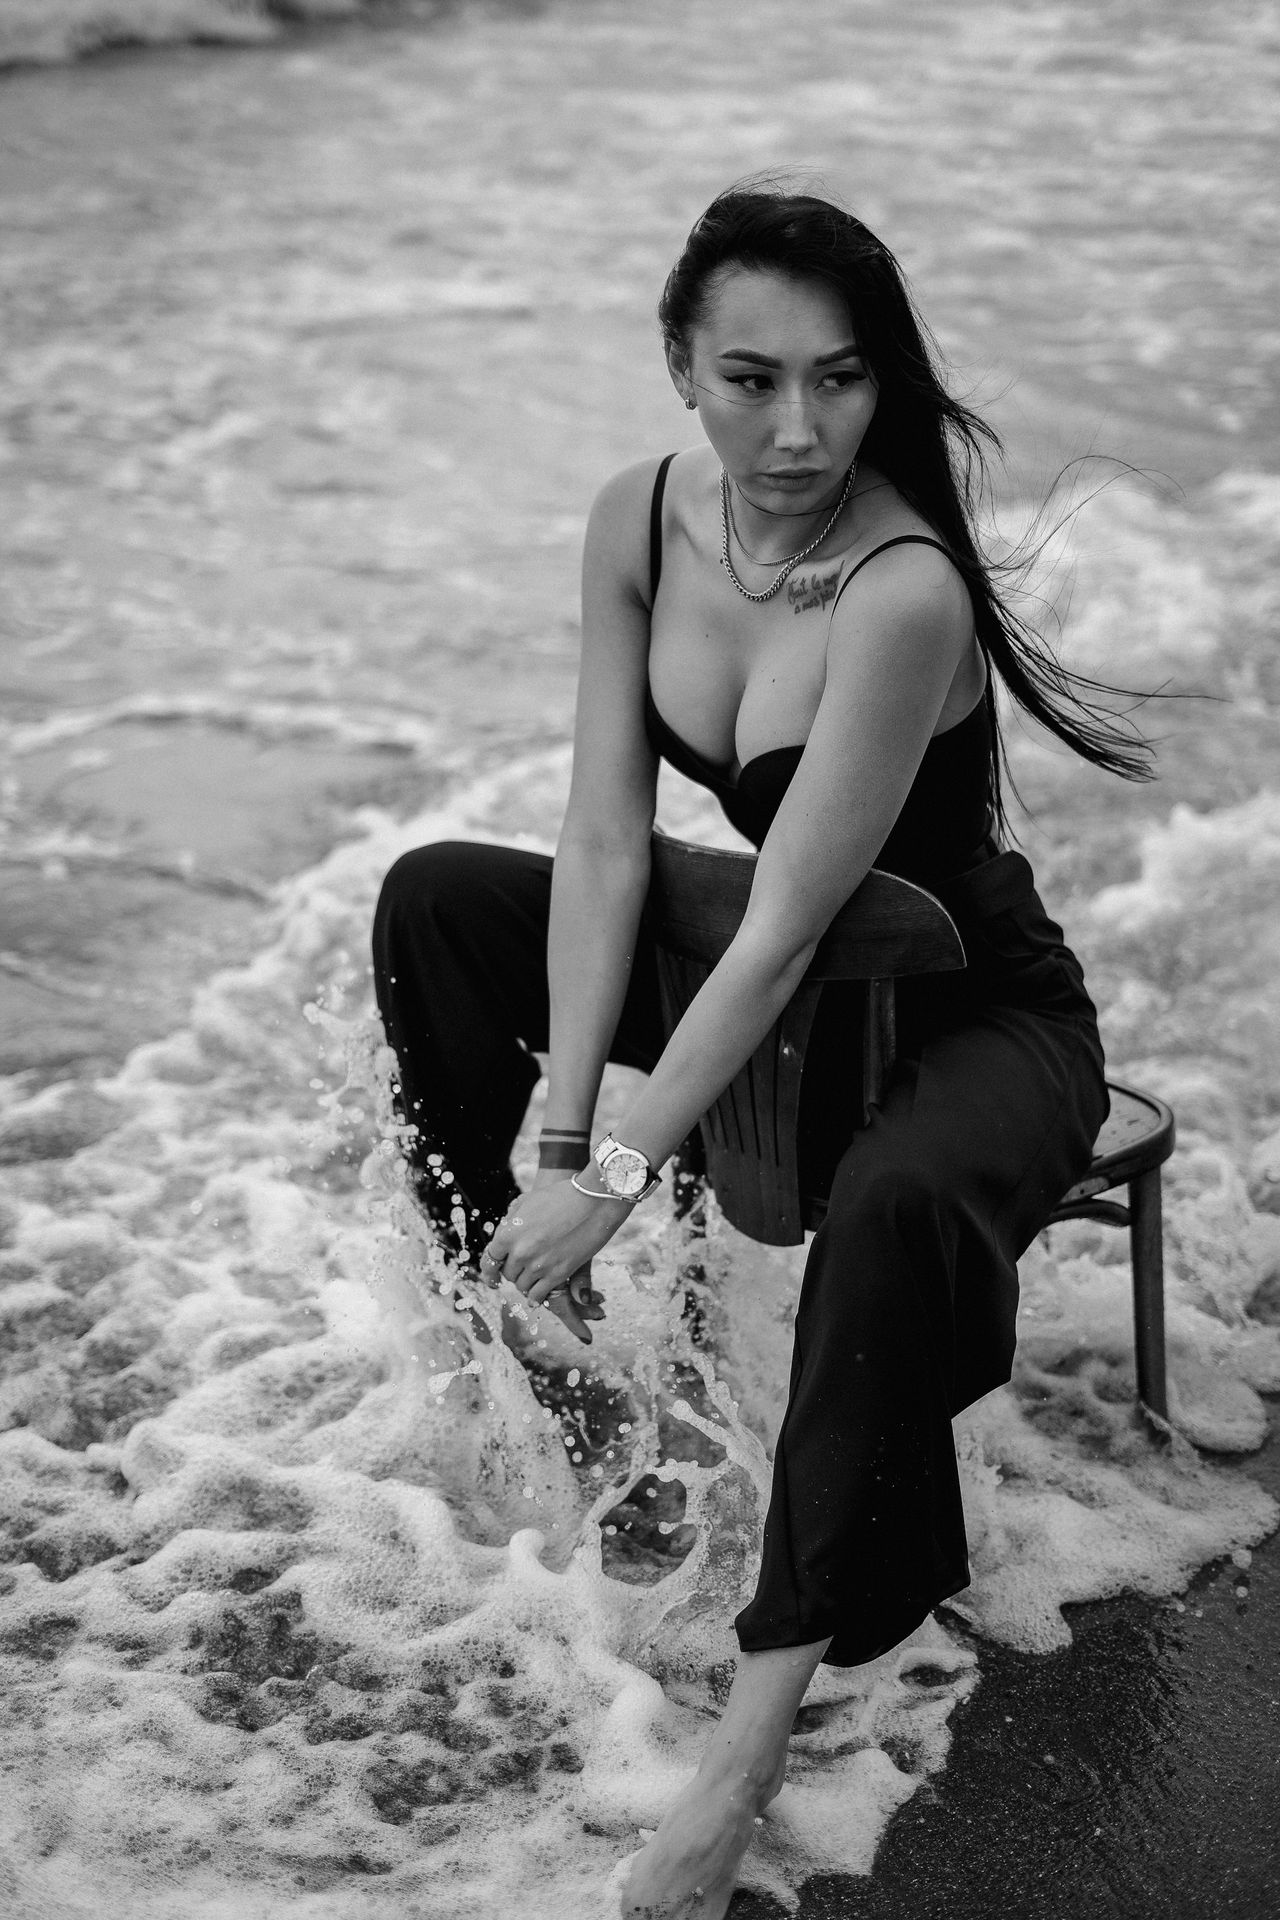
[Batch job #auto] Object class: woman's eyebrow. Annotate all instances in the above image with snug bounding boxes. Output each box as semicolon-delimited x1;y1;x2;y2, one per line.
717;345;863;366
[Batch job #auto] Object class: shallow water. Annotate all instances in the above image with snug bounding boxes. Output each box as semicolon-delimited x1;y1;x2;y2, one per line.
1;2;1279;1915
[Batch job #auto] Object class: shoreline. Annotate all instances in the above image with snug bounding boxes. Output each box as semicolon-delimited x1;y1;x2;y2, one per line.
800;1410;1280;1920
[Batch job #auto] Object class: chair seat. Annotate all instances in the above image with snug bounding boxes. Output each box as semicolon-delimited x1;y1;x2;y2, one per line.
1056;1080;1175;1206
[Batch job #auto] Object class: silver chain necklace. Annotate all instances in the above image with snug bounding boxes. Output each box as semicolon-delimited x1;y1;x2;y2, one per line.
719;462;857;603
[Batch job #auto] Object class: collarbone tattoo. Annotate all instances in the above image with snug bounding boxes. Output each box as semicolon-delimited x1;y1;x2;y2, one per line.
785;565;841;616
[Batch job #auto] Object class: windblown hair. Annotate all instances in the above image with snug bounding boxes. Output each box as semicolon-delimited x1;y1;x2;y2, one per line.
658;183;1155;831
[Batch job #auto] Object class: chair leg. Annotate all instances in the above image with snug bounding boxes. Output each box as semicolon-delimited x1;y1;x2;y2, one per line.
1129;1166;1168;1421
671;1136;710;1343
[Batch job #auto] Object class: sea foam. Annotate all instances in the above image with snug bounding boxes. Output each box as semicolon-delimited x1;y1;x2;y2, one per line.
2;482;1279;1916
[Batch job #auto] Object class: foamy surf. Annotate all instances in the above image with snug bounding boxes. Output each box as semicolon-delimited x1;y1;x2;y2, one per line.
2;668;1278;1914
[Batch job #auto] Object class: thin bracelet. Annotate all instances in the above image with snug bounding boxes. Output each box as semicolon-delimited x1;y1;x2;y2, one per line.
570;1170;637;1205
570;1168;662;1204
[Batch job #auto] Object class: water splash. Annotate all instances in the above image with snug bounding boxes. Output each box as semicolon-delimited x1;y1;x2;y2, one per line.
3;689;1277;1914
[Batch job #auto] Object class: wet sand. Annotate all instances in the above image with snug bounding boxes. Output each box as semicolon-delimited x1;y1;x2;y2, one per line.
798;1423;1280;1920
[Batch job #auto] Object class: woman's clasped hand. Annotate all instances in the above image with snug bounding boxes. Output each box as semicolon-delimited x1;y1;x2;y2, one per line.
480;1169;625;1342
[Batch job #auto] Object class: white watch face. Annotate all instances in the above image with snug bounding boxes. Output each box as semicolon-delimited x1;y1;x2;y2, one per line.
600;1144;649;1198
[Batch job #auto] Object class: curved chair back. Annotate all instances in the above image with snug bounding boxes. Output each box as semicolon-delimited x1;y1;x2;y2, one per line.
647;830;966;1244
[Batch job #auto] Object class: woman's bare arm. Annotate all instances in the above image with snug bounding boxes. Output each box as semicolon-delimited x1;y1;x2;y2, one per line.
541;461;661;1133
612;542;975;1169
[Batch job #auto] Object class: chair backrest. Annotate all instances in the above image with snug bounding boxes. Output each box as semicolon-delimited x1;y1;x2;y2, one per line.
648;830;966;1245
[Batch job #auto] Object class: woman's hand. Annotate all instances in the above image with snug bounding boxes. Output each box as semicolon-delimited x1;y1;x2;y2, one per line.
481;1168;632;1345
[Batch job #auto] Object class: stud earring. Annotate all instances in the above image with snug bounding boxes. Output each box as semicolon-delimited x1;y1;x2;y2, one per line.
684;394;697;410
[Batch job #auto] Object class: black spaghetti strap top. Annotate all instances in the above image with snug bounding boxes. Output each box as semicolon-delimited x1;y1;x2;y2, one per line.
643;452;994;875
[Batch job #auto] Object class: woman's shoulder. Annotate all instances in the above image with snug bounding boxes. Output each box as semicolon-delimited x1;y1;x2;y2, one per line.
589;447;715;519
839;474;968;591
583;456;666;575
591;454;665;511
845;468;939;547
828;474;974;644
580;459;662;610
585;450;715;605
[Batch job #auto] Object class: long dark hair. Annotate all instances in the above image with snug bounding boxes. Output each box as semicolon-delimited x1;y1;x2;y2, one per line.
658;184;1155;832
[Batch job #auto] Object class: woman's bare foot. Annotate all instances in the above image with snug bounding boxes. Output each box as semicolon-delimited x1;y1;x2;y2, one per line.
615;1638;830;1918
619;1766;778;1919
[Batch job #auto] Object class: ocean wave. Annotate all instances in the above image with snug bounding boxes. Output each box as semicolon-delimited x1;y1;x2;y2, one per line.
0;0;442;73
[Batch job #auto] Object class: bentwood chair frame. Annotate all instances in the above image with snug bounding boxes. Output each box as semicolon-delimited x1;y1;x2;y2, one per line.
647;829;1175;1421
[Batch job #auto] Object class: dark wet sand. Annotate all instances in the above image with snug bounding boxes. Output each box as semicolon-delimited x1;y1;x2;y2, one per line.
788;1413;1280;1920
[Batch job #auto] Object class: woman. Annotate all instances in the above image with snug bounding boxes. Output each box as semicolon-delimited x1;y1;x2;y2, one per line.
373;185;1148;1917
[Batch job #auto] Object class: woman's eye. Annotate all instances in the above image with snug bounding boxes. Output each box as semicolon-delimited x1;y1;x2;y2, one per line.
723;370;867;396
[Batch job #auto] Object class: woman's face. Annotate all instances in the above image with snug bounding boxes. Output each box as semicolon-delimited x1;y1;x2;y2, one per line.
672;266;878;514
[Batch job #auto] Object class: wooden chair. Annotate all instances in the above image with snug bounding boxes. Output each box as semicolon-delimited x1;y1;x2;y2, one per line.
648;829;1175;1420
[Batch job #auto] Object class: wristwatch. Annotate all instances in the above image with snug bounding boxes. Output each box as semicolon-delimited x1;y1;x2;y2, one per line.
591;1134;662;1202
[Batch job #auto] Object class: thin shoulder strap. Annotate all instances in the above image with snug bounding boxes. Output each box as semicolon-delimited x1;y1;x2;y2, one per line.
829;534;956;617
648;452;677;608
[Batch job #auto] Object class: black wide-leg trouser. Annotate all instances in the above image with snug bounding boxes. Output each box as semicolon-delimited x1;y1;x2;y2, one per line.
372;839;1107;1667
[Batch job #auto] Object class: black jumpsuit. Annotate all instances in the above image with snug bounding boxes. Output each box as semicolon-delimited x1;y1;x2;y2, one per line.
371;457;1108;1667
